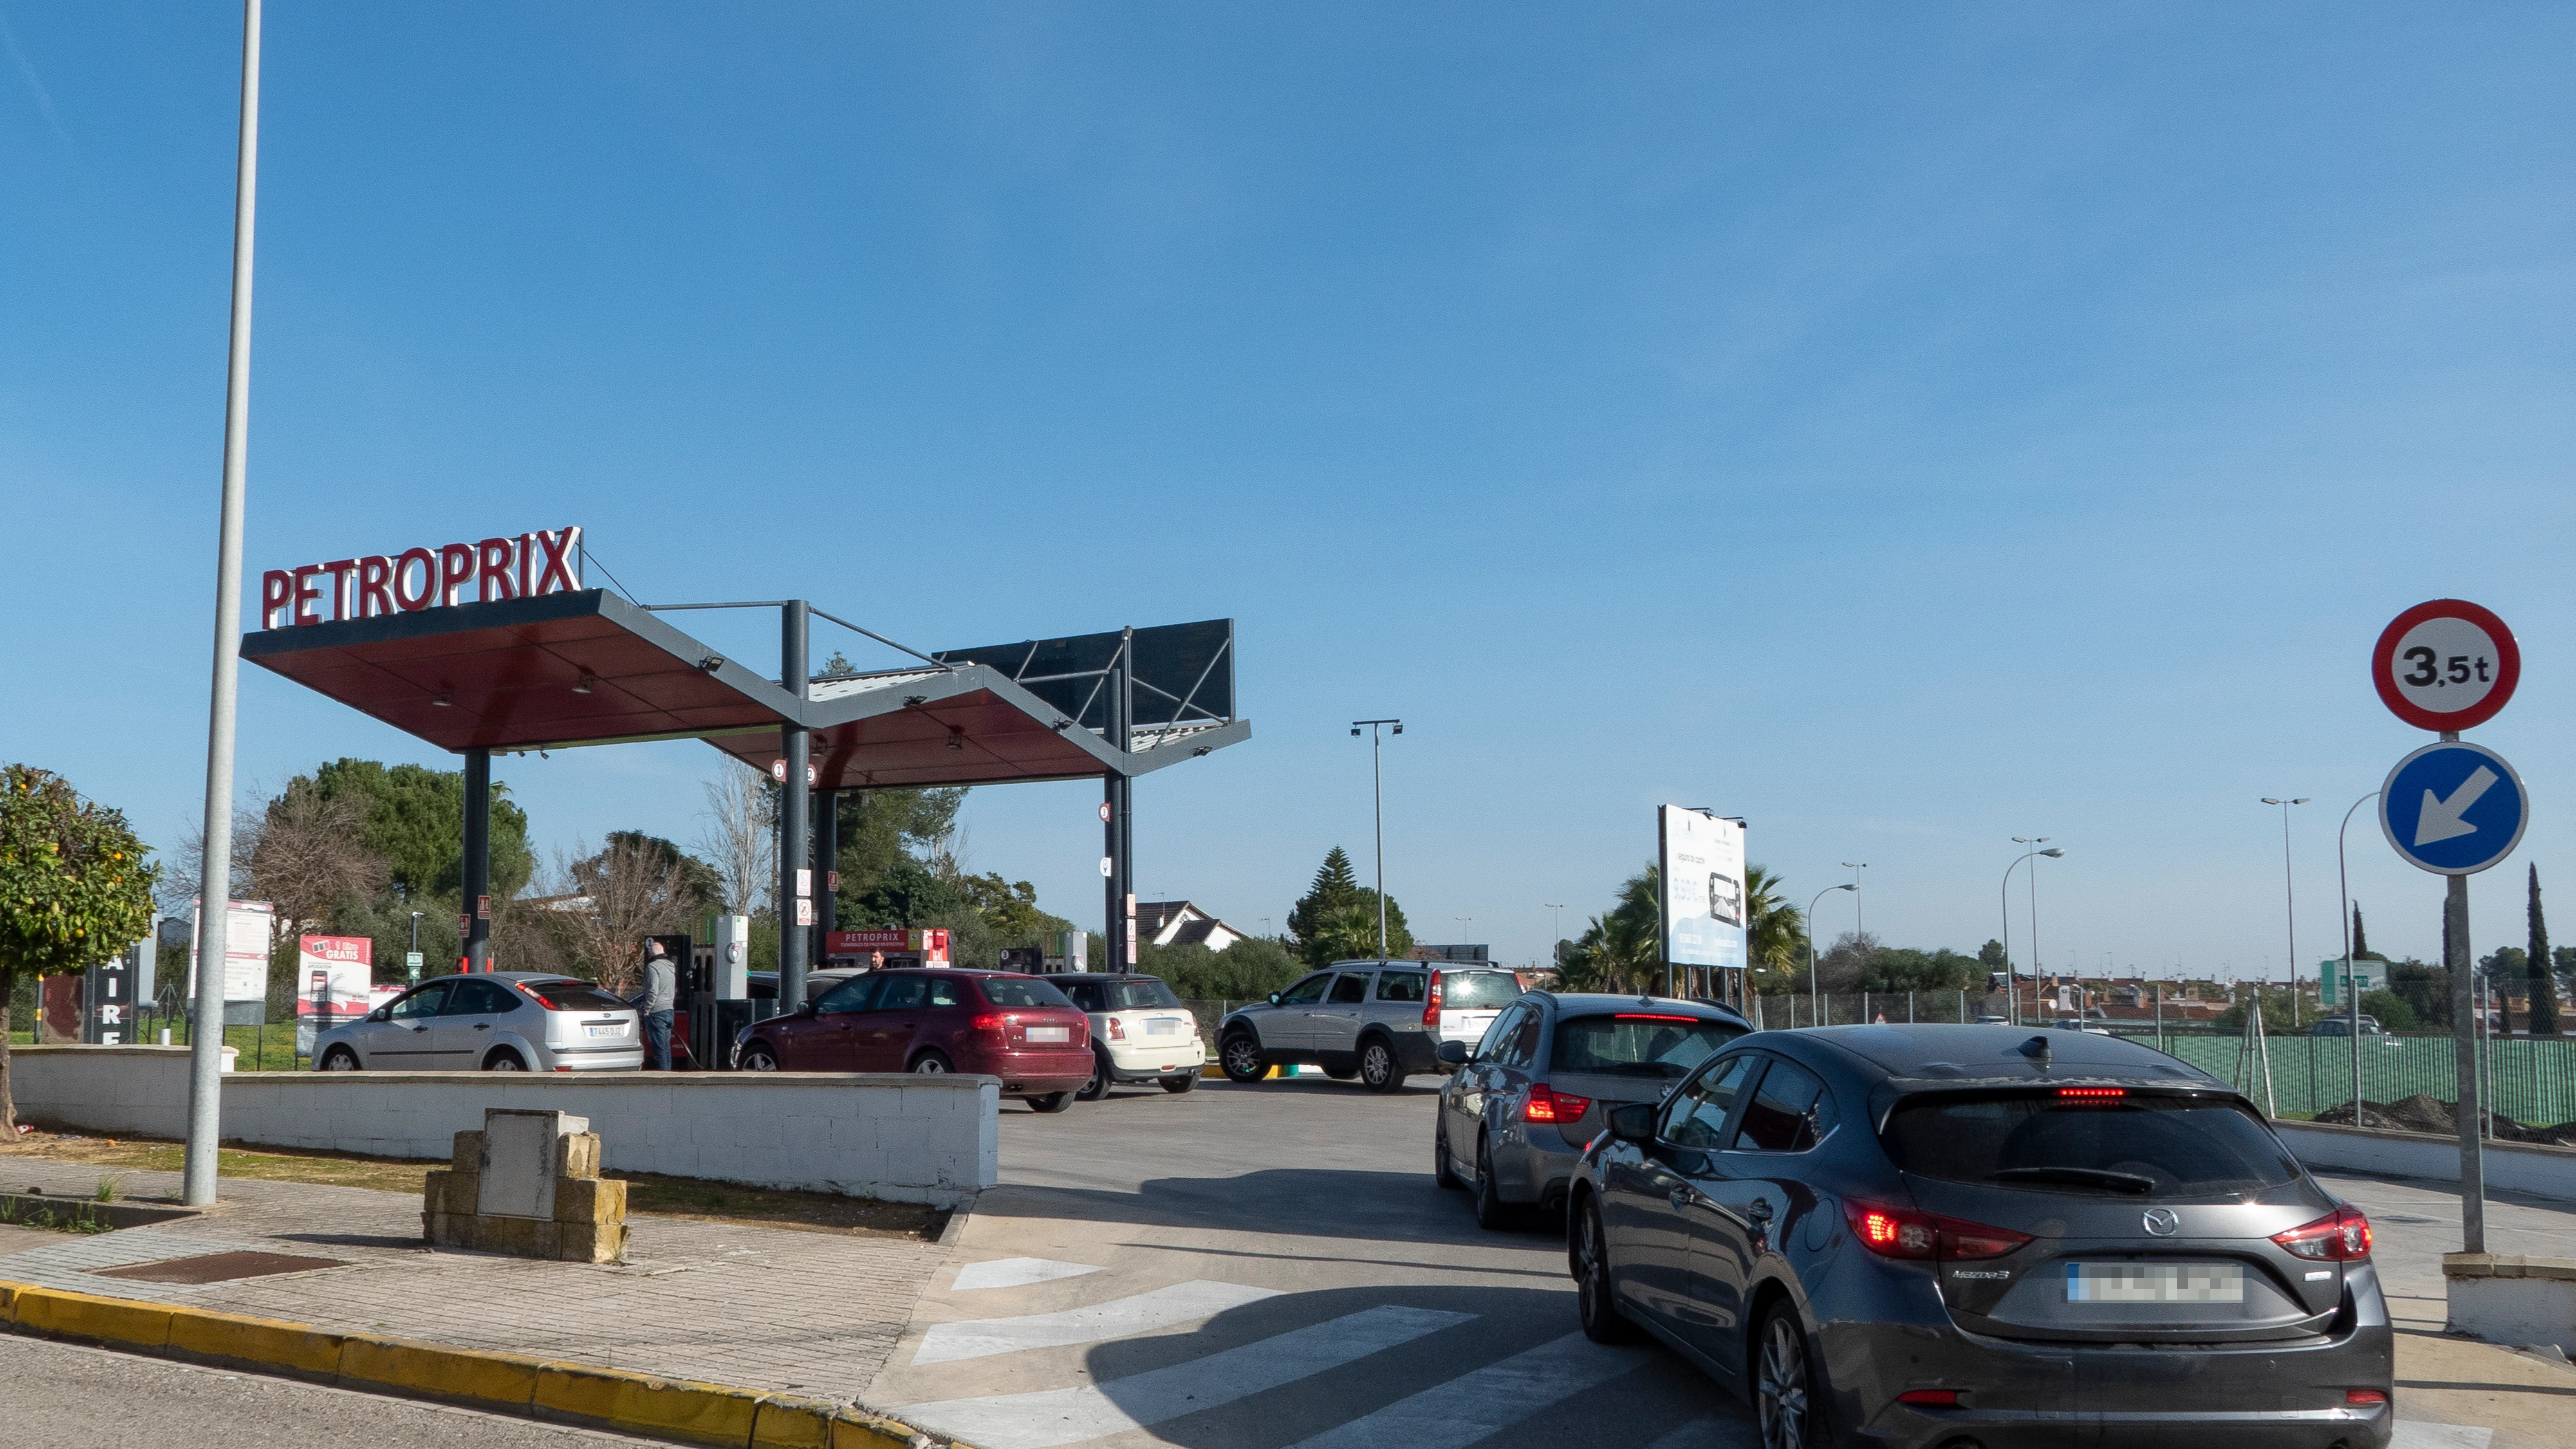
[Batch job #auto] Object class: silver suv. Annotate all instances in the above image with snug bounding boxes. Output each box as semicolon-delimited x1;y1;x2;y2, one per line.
1218;960;1466;1092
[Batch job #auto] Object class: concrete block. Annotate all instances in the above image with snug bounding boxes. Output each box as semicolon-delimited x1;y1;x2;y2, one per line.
554;1177;626;1226
451;1131;485;1172
2445;1254;2576;1356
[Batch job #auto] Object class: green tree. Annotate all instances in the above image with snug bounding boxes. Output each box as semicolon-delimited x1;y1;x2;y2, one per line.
2358;989;2420;1031
1743;864;1807;993
0;766;160;1130
1286;847;1361;963
1978;939;2008;977
2384;957;2450;1030
2529;864;2559;1035
1138;937;1304;1001
2351;905;2373;960
1286;847;1409;964
309;759;533;903
1558;865;1661;994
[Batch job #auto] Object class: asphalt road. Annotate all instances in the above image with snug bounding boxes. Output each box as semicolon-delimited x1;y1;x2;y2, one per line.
0;1332;669;1448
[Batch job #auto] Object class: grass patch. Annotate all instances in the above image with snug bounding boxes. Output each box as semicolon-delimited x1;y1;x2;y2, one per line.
0;1131;944;1240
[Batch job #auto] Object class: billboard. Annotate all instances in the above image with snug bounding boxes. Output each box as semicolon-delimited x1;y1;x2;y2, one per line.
822;928;952;964
295;935;374;1057
1660;807;1746;972
188;898;277;1005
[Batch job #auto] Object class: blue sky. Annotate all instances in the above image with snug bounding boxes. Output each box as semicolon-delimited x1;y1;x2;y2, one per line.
4;5;2571;979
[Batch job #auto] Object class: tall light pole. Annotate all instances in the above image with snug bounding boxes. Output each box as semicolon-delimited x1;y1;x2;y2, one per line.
1840;862;1871;942
2337;791;2380;1127
2003;840;2066;1025
1807;883;1857;1026
1351;719;1402;959
407;911;423;983
2263;798;2311;1027
184;0;263;1210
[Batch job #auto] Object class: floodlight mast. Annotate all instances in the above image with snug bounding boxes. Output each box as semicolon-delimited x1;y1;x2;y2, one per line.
1353;720;1402;958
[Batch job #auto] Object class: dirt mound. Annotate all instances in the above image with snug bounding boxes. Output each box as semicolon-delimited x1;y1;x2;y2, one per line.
2310;1094;2576;1147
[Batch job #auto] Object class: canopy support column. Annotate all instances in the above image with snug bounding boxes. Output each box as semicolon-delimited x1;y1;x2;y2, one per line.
462;747;491;972
779;602;811;1010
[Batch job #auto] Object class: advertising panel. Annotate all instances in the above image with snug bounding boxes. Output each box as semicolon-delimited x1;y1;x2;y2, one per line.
822;928;952;964
188;898;277;1005
295;935;374;1057
1660;807;1746;972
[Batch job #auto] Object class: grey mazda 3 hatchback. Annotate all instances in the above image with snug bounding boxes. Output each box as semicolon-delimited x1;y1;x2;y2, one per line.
1566;1024;2393;1449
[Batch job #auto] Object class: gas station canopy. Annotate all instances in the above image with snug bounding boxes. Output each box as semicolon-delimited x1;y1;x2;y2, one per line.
241;589;1248;786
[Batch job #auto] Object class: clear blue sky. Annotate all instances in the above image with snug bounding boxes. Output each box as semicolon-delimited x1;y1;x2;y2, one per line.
5;5;2570;979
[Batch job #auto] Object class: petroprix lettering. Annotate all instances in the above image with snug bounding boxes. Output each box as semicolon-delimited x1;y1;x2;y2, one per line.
258;526;582;629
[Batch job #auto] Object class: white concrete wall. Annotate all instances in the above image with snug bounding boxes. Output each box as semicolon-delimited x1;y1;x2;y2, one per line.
8;1048;998;1208
2447;1272;2576;1355
2278;1121;2576;1203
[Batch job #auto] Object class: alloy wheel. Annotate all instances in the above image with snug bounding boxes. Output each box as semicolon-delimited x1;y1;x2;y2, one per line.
485;1053;523;1071
741;1045;777;1071
913;1055;949;1075
1757;1312;1811;1449
1361;1041;1400;1092
319;1049;357;1072
1573;1199;1636;1342
1221;1037;1265;1082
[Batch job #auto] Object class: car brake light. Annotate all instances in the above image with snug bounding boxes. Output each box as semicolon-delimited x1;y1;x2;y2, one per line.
2274;1204;2371;1261
1423;973;1443;1029
1846;1200;2032;1261
2345;1389;2386;1405
1107;1017;1126;1040
1896;1389;1961;1407
2057;1087;2126;1098
970;1012;1007;1032
1523;1084;1592;1123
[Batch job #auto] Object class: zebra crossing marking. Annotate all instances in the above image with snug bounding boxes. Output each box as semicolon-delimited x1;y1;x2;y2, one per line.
1282;1329;1658;1449
912;1279;1283;1365
950;1257;1106;1293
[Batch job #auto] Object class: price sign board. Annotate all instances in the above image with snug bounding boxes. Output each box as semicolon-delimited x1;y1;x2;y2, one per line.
2373;600;2519;732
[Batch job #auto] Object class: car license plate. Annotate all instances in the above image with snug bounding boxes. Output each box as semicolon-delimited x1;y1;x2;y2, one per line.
1146;1018;1183;1035
1026;1026;1070;1042
586;1024;622;1039
2064;1262;2243;1303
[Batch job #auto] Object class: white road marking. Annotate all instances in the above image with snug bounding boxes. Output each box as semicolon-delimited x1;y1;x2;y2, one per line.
898;1305;1474;1449
912;1280;1284;1364
2393;1423;2494;1449
1282;1329;1657;1449
950;1257;1105;1293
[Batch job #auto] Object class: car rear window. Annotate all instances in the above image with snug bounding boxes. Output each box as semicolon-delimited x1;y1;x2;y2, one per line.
1883;1091;2302;1198
1551;1013;1741;1078
1439;971;1521;1009
976;975;1076;1010
1109;979;1183;1010
520;981;629;1012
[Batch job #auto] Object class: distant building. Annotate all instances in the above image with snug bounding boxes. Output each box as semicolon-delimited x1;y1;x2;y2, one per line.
1133;901;1248;951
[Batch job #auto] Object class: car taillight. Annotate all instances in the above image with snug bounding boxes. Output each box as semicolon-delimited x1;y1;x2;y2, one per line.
2057;1087;2125;1098
1845;1200;2032;1261
1896;1390;1961;1407
1423;974;1443;1029
1107;1017;1126;1040
2345;1389;2387;1405
1523;1085;1592;1124
2274;1204;2371;1261
970;1012;1007;1033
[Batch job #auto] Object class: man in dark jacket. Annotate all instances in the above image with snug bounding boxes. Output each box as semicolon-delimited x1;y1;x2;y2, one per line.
641;942;678;1070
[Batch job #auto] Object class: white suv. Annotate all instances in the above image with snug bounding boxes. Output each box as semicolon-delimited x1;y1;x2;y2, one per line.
1057;973;1208;1100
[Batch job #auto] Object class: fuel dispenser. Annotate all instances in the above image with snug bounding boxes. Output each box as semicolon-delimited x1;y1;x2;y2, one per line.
695;914;769;1069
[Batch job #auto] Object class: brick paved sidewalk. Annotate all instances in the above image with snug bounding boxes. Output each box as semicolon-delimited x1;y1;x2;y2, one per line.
0;1156;956;1403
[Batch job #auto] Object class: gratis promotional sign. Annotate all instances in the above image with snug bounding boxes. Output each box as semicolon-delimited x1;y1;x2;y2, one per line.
2380;741;2528;876
2372;599;2519;732
1660;807;1746;971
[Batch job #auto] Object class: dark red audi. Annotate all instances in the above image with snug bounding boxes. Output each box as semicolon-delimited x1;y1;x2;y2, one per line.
735;968;1094;1112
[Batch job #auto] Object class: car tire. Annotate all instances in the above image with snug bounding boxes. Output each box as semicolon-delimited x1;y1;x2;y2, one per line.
1359;1038;1404;1093
1754;1302;1820;1449
1160;1072;1200;1094
910;1051;953;1075
482;1049;526;1071
1571;1195;1638;1343
1219;1034;1267;1084
318;1046;360;1072
1434;1118;1462;1190
1473;1133;1514;1230
1026;1091;1075;1114
739;1042;779;1071
1078;1049;1113;1102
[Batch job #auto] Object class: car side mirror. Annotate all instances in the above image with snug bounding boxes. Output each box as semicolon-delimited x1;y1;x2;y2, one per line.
794;1001;818;1018
366;1007;390;1023
1266;993;1281;1006
1608;1103;1656;1143
1436;1040;1469;1065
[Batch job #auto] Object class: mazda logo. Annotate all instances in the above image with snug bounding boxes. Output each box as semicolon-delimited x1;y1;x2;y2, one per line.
2142;1208;2181;1237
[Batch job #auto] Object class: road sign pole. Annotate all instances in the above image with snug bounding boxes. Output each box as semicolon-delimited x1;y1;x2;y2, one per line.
2447;866;2485;1253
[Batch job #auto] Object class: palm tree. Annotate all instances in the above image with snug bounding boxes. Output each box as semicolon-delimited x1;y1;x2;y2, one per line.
1560;865;1662;993
1744;863;1807;993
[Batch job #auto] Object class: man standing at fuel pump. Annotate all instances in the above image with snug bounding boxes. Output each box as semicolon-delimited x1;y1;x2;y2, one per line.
640;941;677;1071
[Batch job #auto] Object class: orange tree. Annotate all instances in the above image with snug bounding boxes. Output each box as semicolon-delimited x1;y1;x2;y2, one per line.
0;764;158;1130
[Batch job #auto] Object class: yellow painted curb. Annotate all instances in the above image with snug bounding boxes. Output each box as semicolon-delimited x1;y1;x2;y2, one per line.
750;1392;839;1448
535;1361;762;1446
832;1406;930;1448
10;1285;176;1349
168;1307;346;1376
338;1332;548;1410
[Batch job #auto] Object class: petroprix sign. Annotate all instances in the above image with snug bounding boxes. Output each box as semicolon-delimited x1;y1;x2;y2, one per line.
259;526;584;629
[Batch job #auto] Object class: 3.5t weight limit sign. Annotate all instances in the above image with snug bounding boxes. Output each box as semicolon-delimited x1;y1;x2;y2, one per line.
2373;599;2519;732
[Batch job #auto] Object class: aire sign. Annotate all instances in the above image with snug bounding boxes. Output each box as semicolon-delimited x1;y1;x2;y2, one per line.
258;526;584;630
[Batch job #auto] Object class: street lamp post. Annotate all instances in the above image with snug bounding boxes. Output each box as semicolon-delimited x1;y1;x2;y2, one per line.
1807;883;1857;1026
1840;862;1871;941
2003;840;2066;1026
408;911;423;984
2337;791;2380;1127
2262;798;2312;1028
1351;719;1402;959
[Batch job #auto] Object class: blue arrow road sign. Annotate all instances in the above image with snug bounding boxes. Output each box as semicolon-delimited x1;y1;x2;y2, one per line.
2380;740;2528;876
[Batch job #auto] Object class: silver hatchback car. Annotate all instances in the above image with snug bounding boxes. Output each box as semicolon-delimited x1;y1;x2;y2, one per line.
312;973;642;1072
